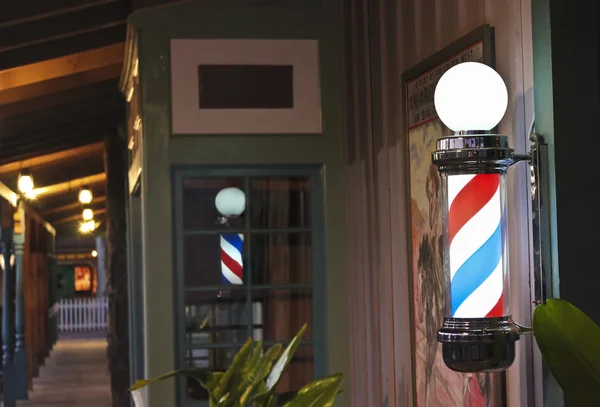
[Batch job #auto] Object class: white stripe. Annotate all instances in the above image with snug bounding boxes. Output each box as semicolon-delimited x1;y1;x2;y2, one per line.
447;174;476;207
221;262;243;285
453;258;503;318
449;187;501;280
220;235;243;265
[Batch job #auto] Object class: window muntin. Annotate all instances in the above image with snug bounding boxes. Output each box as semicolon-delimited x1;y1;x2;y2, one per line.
175;171;322;405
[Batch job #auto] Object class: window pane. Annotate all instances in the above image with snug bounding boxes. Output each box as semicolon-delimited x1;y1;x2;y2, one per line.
185;290;249;346
183;177;245;230
250;177;311;229
250;233;312;285
184;347;240;401
185;234;247;287
251;289;313;342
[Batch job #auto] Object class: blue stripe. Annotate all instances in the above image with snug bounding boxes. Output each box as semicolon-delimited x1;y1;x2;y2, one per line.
450;224;502;316
222;233;243;253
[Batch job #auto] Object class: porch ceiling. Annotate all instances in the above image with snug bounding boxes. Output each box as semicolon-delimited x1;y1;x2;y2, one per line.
0;0;180;238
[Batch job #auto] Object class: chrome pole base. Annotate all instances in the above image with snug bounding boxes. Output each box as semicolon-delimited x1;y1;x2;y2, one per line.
437;316;520;373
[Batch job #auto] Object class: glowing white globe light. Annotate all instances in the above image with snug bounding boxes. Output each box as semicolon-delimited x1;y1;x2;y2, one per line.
215;187;246;217
79;188;93;204
434;62;508;132
82;208;94;221
18;172;34;194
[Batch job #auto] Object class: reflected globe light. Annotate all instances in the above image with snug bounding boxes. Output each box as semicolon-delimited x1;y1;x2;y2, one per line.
82;208;94;221
79;187;93;204
80;220;96;233
215;187;246;217
434;62;508;132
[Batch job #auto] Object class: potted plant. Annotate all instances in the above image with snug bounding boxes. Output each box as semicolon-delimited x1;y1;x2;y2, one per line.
533;298;600;407
130;324;343;407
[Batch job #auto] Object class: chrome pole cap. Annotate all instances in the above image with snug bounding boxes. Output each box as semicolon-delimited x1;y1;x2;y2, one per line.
432;133;515;173
437;317;520;373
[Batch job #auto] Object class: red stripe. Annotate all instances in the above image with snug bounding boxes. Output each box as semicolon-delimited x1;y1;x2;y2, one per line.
221;249;243;280
449;174;500;245
485;294;504;318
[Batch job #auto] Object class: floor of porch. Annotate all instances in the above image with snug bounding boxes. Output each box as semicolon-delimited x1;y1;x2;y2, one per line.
17;338;112;407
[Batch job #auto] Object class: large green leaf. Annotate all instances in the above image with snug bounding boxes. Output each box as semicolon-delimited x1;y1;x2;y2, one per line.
266;324;307;393
282;373;343;407
130;368;212;391
239;344;283;406
214;338;254;401
533;298;600;407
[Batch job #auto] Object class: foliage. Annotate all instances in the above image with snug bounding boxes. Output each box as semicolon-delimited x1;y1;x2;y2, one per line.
130;324;342;407
533;298;600;407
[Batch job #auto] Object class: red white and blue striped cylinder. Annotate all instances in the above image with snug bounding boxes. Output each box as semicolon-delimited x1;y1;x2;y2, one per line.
220;233;244;285
446;172;508;318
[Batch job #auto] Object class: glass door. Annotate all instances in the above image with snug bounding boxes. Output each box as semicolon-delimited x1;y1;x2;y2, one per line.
172;166;326;407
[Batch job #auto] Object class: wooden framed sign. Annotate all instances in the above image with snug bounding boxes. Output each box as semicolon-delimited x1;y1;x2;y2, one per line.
170;39;322;135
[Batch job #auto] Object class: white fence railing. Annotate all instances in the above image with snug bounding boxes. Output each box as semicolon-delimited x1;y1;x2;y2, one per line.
57;297;109;332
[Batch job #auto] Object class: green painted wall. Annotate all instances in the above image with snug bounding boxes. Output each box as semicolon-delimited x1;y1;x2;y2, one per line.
129;1;348;406
53;266;75;300
532;0;600;404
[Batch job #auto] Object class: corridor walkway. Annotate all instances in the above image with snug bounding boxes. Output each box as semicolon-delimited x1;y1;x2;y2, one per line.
17;338;112;407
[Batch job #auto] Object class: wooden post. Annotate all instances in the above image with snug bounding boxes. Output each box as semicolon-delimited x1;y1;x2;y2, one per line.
23;214;36;388
105;131;131;407
34;220;46;367
13;204;28;400
50;240;58;349
47;232;57;350
2;200;17;407
40;231;50;361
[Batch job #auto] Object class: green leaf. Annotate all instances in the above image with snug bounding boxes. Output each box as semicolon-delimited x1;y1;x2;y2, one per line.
282;373;343;407
130;368;212;391
214;339;254;401
199;308;212;330
205;372;225;393
265;324;307;393
533;298;600;407
239;344;282;406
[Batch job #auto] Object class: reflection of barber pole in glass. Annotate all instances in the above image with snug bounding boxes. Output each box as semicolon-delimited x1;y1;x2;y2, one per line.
448;173;504;318
220;233;244;285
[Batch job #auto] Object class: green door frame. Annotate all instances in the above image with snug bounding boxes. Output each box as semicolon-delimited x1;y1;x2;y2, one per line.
171;164;328;407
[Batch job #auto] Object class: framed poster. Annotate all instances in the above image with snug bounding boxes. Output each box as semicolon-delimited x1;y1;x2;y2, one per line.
170;39;322;135
402;25;504;407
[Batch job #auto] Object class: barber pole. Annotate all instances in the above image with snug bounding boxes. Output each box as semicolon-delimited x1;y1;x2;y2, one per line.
220;233;244;285
448;173;504;318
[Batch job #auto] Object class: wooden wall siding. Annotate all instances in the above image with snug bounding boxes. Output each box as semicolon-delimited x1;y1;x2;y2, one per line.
23;213;52;393
343;0;536;406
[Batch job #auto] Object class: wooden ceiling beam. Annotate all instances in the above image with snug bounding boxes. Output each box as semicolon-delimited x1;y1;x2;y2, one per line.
0;63;122;105
44;197;107;217
1;0;118;24
0;110;121;149
0;135;108;167
2;99;123;134
38;185;106;212
56;253;97;261
0;42;124;91
52;208;106;224
32;173;106;199
0;79;119;119
0;24;125;71
0;2;127;51
0;142;105;175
